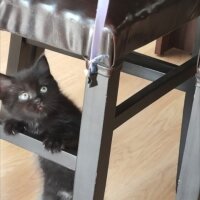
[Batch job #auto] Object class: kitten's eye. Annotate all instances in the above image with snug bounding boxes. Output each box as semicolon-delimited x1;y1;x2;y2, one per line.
40;86;48;93
18;92;30;101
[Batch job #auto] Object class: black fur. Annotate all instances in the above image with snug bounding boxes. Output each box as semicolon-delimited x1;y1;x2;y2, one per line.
0;55;81;200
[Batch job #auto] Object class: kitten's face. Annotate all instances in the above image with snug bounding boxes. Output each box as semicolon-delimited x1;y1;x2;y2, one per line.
0;55;60;121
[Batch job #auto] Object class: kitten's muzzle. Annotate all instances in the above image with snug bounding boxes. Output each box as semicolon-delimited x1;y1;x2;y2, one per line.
34;98;44;111
37;104;44;111
34;98;41;103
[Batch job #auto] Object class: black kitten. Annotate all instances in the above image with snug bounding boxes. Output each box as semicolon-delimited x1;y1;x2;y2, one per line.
0;55;81;200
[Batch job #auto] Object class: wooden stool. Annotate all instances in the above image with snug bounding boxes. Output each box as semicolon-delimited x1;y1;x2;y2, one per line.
0;0;200;199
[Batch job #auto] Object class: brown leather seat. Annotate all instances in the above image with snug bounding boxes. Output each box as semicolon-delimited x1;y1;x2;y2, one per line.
0;0;200;65
1;2;200;200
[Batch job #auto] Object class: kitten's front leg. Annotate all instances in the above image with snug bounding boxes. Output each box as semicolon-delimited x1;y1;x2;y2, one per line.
43;133;64;153
4;119;27;135
42;131;79;153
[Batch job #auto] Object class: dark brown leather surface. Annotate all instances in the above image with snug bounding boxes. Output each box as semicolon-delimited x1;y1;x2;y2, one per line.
107;0;200;60
0;0;200;65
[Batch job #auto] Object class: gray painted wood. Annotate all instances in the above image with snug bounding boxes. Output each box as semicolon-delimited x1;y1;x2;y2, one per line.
115;58;196;129
6;34;44;75
176;76;200;200
176;77;196;187
193;17;200;56
0;126;77;170
73;67;121;200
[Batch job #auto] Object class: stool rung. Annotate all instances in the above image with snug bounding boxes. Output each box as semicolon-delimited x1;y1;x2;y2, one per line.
0;125;76;170
115;56;197;129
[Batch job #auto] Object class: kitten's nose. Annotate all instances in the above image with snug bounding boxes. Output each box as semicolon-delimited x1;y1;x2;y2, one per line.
34;98;44;111
34;98;41;104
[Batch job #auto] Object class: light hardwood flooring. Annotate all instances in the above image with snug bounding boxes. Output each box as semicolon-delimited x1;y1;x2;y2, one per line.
0;31;191;200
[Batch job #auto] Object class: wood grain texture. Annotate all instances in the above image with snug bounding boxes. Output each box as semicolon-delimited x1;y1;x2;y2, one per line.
0;31;190;200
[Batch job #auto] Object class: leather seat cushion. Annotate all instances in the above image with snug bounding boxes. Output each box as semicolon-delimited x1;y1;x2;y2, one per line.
0;0;200;65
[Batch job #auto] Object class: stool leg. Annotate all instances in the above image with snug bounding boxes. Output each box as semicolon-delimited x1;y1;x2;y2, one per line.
6;34;44;75
176;77;196;189
73;67;121;200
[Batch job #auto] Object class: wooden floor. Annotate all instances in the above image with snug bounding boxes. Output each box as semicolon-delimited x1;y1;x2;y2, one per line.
0;31;191;200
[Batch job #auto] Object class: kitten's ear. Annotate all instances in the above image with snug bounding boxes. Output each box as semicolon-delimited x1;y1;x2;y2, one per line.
34;54;50;75
0;73;13;99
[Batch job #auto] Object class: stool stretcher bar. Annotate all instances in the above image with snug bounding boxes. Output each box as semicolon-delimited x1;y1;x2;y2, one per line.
115;57;197;129
0;126;77;171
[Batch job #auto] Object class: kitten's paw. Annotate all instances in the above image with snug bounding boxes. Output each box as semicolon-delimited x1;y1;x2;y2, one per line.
4;119;25;135
43;137;63;153
57;191;73;200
